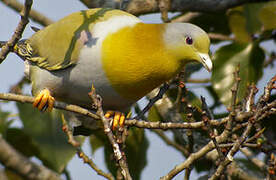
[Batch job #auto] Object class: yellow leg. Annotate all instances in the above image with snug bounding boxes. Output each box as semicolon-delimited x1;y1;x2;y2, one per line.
119;114;125;127
33;89;55;112
104;111;125;130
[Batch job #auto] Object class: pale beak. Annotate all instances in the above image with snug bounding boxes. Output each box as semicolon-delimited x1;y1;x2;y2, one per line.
198;53;212;72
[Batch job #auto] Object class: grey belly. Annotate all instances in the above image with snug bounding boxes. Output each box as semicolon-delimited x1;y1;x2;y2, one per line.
27;60;133;111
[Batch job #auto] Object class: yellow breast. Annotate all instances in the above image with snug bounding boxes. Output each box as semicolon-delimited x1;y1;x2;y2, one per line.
102;23;182;100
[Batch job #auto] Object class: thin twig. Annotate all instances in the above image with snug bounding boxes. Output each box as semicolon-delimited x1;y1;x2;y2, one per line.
171;12;234;41
153;129;189;156
158;0;171;22
208;33;234;41
267;153;276;179
159;70;275;180
61;111;114;180
206;150;260;180
161;66;242;180
186;78;210;84
160;124;234;180
61;114;80;147
1;92;275;132
245;127;265;144
1;0;53;26
135;83;170;119
0;92;226;130
0;79;275;180
88;87;132;180
82;0;270;15
260;74;276;103
209;123;253;180
209;73;276;180
242;84;258;112
240;147;267;171
0;92;100;119
264;52;276;68
201;96;224;162
77;148;114;180
0;0;33;63
171;12;201;23
208;66;242;180
184;168;191;180
125;118;225;129
218;143;260;148
9;76;29;94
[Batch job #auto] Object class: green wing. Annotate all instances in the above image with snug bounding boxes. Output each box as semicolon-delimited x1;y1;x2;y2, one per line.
27;8;132;71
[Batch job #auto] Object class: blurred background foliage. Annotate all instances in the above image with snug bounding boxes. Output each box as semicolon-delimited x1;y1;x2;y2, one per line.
0;0;276;179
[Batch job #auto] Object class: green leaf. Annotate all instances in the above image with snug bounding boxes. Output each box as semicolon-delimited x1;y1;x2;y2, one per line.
236;158;265;178
4;168;23;180
166;88;203;122
124;128;148;180
90;128;148;179
243;4;263;35
194;158;213;173
198;174;210;180
0;107;11;135
90;131;105;154
166;87;202;109
6;128;39;157
228;7;252;43
187;13;230;36
211;43;265;107
259;1;276;31
228;2;275;43
16;103;80;173
148;106;163;122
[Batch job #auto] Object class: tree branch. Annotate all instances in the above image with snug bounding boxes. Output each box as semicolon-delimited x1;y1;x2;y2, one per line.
0;92;100;120
79;0;269;16
1;0;53;26
77;148;114;180
160;126;232;180
0;0;33;63
135;83;170;119
0;73;275;179
0;92;228;130
61;113;114;180
0;135;61;180
88;87;132;180
206;150;259;180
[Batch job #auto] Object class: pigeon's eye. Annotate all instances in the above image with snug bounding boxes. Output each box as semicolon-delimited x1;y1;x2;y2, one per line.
185;36;193;45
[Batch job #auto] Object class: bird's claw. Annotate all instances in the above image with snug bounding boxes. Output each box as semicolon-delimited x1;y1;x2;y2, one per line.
104;111;125;131
33;89;55;112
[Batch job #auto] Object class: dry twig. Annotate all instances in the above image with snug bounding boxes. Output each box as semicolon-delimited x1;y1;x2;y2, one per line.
240;147;267;171
1;0;53;26
201;96;225;162
77;148;114;180
88;86;132;180
209;74;276;180
0;74;275;179
0;0;33;63
81;0;271;16
157;0;171;22
135;83;170;119
61;107;114;179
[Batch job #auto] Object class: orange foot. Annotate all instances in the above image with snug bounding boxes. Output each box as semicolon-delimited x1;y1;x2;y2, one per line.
33;89;55;112
104;111;125;131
